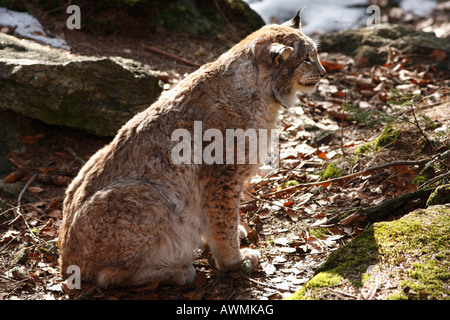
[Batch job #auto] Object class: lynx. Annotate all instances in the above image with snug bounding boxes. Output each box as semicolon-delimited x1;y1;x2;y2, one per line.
58;10;326;288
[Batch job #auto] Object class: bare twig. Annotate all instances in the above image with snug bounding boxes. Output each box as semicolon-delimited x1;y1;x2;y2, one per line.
17;173;38;209
65;147;86;166
141;44;202;68
9;173;40;240
75;285;100;300
260;158;432;198
45;0;72;14
418;171;450;189
247;277;296;293
245;168;278;193
408;104;435;151
0;273;26;283
328;288;359;299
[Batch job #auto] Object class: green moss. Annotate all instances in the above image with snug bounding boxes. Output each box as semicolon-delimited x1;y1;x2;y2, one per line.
318;225;379;274
355;123;401;155
287;272;344;300
288;206;450;300
322;163;342;180
426;184;450;207
309;272;343;289
388;292;409;300
413;175;427;186
375;124;400;148
310;228;331;239
354;143;372;155
279;180;300;188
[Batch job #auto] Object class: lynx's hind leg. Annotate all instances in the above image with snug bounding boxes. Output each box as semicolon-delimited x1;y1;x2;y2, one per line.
129;264;196;286
60;180;202;288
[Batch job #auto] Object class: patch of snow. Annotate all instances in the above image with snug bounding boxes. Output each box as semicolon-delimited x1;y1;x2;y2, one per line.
0;7;67;48
244;0;438;34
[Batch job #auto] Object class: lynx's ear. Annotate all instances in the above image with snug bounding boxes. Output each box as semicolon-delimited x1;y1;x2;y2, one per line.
270;43;294;67
282;6;305;30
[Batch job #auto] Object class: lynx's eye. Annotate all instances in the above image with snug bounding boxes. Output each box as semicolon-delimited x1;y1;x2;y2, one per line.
303;56;312;64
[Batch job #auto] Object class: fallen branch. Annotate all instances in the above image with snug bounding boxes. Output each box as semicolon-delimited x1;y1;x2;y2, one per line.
327;187;434;225
141;44;202;68
360;187;434;222
418;170;450;189
260;158;432;198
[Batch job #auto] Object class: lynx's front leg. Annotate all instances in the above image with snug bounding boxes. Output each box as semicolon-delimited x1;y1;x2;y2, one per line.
203;178;259;272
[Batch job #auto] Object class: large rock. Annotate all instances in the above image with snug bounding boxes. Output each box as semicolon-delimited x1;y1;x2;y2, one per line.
319;23;450;70
149;0;265;36
287;204;450;300
0;32;163;137
3;0;265;38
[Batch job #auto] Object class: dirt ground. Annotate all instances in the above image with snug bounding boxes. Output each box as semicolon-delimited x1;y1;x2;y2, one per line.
0;4;449;300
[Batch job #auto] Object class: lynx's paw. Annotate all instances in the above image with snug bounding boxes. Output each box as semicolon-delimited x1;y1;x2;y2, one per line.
214;248;260;272
240;248;260;271
238;224;248;240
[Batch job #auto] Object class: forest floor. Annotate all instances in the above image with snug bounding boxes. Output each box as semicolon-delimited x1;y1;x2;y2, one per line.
0;4;449;300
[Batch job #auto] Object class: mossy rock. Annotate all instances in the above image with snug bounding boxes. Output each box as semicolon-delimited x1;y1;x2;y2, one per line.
319;23;450;70
287;205;450;300
426;185;450;207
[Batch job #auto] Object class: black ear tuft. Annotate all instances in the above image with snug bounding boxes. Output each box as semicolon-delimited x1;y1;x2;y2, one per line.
282;6;305;30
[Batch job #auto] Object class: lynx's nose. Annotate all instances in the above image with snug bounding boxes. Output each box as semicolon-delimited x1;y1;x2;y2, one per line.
319;64;326;78
313;57;326;78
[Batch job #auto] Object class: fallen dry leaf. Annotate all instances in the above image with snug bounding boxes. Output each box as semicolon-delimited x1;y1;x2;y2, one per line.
340;212;360;226
283;201;294;207
5;170;26;183
21;133;44;145
285;209;299;221
40;226;57;237
318;151;327;160
431;49;446;61
321;60;345;71
28;186;44;193
47;209;62;219
48;198;61;211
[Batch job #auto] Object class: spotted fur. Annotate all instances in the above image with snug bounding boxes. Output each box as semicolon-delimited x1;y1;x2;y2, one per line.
58;14;326;288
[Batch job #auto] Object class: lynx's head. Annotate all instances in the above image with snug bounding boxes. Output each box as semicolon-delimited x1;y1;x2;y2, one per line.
227;8;326;108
